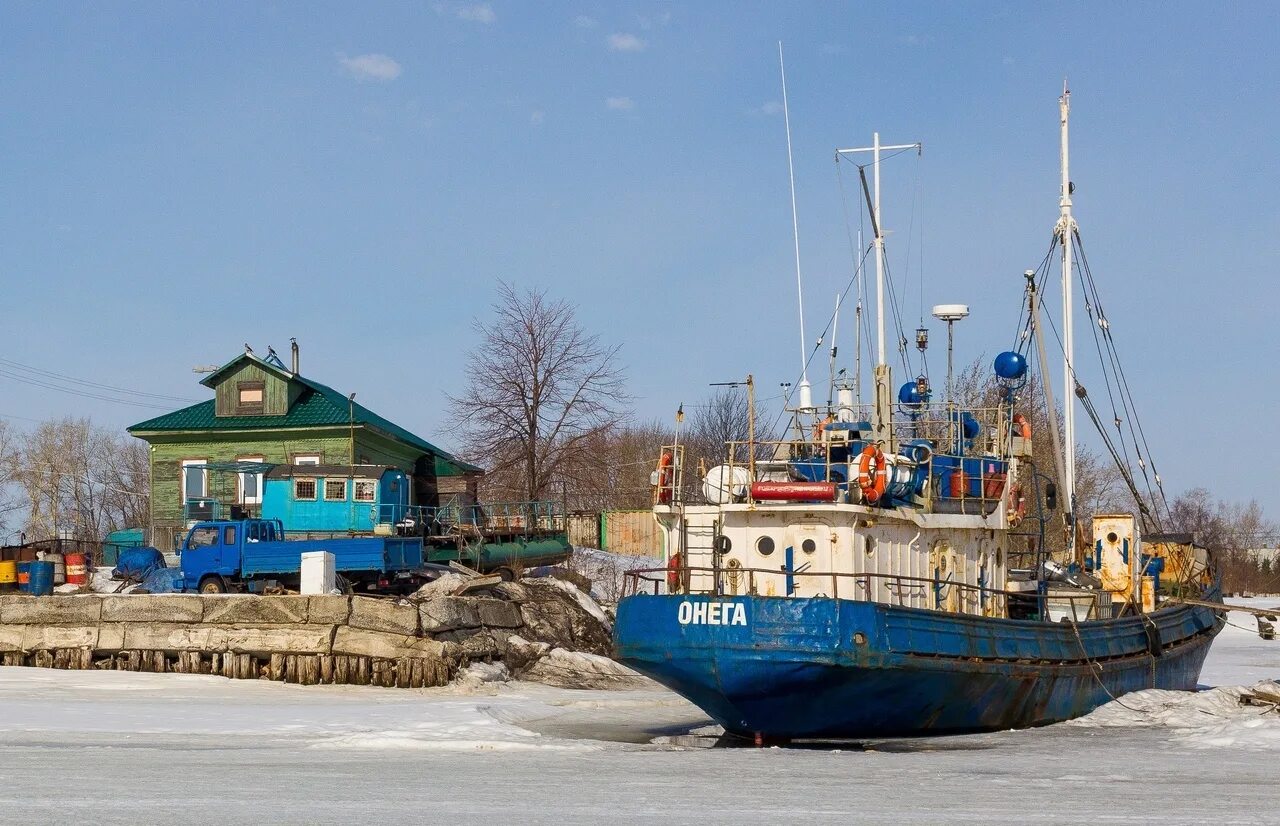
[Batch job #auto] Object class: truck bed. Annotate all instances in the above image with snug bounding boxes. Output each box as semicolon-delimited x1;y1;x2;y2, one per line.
240;536;423;577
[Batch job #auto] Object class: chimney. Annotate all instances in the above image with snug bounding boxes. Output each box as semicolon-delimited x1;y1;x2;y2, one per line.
290;338;299;374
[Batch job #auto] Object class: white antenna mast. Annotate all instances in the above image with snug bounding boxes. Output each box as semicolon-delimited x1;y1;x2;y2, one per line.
779;41;812;410
828;292;841;407
837;133;921;445
1056;81;1078;544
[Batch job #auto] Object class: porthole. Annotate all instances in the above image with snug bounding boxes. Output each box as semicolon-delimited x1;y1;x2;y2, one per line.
995;550;1003;567
801;538;817;554
865;536;877;557
715;535;732;554
756;536;775;556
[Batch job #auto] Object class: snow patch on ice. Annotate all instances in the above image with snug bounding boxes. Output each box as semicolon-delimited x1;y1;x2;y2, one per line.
1069;680;1280;750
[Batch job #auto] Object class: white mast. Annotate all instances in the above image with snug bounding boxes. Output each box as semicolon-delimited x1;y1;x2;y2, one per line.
837;134;920;444
1056;83;1078;540
778;42;812;410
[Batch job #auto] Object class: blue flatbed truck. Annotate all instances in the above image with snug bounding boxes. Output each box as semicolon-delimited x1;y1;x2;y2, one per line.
178;519;427;594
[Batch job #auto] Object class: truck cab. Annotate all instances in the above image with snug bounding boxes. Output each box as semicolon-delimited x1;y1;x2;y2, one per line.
180;519;284;593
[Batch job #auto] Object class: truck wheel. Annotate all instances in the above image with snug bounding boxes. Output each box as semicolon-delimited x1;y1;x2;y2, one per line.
494;566;517;583
198;576;228;594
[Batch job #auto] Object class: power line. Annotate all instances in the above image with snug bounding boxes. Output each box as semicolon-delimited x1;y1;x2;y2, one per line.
0;357;199;403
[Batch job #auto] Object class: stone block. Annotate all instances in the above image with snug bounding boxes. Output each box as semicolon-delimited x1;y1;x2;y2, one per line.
0;595;103;625
102;595;203;624
419;596;481;634
21;625;98;651
201;596;308;625
225;626;334;656
307;595;351;625
332;627;448;661
96;624;126;651
349;597;420;635
474;598;523;629
0;625;24;652
122;624;230;652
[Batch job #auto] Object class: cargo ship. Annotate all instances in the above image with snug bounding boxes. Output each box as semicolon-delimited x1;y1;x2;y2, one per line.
613;87;1223;742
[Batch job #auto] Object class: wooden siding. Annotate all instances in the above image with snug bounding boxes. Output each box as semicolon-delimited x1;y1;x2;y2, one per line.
213;361;289;417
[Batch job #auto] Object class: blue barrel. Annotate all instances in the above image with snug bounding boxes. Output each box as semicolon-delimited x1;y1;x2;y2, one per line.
28;560;54;596
16;561;32;593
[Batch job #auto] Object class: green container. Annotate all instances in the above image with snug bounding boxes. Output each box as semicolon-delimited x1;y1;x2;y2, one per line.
103;527;145;567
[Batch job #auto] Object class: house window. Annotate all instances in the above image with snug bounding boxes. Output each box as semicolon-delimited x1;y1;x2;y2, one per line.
354;481;377;502
294;478;317;500
237;382;265;414
181;459;207;503
294;455;320;466
239;456;264;505
324;479;347;501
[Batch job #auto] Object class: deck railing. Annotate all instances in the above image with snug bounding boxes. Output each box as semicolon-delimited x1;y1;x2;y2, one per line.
624;565;1107;622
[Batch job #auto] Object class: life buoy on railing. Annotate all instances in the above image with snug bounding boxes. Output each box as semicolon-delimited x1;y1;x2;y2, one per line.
666;551;684;593
856;444;888;504
655;451;674;504
1007;483;1027;527
1012;413;1032;440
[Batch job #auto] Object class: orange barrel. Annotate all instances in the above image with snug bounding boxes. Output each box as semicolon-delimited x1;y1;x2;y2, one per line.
16;561;32;592
0;560;16;591
65;553;88;586
43;552;67;585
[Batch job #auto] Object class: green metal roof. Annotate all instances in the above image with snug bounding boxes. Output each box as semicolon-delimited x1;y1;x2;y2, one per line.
130;369;480;475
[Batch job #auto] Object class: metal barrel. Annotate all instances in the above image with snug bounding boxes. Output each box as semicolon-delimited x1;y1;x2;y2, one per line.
29;561;55;596
43;552;67;585
0;560;15;592
65;553;88;586
16;561;32;592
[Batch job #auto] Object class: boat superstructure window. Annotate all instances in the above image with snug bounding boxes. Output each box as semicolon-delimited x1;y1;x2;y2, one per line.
757;536;775;556
802;539;817;554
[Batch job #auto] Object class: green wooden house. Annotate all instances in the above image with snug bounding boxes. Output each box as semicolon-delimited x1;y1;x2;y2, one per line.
129;346;479;548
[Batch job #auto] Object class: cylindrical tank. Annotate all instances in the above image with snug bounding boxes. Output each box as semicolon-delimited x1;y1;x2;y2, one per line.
16;561;32;592
0;560;16;591
29;561;55;596
42;552;67;585
836;386;855;422
65;553;88;586
750;481;837;502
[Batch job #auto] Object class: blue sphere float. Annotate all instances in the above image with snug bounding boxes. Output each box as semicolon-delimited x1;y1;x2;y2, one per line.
994;351;1028;381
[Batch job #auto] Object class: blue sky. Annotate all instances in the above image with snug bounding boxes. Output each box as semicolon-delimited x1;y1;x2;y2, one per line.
1;2;1277;515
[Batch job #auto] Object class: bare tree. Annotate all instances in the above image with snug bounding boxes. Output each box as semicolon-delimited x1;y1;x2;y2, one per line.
447;283;630;502
12;418;149;541
0;421;22;538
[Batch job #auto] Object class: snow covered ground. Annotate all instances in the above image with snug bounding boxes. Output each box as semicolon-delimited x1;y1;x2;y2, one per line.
1;599;1277;825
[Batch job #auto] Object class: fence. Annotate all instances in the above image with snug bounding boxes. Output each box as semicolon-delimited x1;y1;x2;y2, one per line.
567;510;663;558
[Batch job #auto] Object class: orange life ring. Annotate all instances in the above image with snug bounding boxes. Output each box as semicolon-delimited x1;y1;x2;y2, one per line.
666;551;684;592
856;444;888;504
655;451;674;504
1012;413;1032;440
1007;483;1027;527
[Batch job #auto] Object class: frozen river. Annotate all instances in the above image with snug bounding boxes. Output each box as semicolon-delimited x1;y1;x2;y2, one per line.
1;600;1278;825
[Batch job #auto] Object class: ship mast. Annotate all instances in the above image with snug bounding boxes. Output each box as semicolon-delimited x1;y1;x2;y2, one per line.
1056;83;1078;545
837;134;921;447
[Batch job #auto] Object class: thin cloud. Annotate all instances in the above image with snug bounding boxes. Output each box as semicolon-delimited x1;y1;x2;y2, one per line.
573;15;598;28
750;101;783;116
456;3;496;23
605;96;635;111
338;53;402;81
607;33;647;52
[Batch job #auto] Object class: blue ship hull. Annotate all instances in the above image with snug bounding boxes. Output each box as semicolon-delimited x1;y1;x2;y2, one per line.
613;594;1222;740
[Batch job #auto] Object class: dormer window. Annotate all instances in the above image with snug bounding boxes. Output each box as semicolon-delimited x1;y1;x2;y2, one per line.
237;381;265;415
